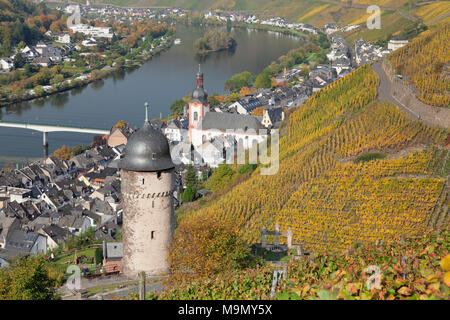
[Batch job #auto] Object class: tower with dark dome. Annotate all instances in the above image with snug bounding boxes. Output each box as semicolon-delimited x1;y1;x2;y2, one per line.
189;65;210;142
119;102;175;276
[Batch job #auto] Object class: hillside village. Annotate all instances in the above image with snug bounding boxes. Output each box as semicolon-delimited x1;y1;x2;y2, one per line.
0;27;409;268
0;0;415;269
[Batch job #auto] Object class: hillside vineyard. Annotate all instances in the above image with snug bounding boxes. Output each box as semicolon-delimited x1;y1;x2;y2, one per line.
389;24;450;107
181;64;448;252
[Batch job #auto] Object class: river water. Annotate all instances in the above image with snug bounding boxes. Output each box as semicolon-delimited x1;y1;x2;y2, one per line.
0;25;303;168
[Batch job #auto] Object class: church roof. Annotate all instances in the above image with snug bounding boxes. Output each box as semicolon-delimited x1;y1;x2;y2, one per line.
199;112;266;133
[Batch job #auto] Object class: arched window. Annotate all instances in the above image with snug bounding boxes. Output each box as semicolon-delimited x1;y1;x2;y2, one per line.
194;111;198;121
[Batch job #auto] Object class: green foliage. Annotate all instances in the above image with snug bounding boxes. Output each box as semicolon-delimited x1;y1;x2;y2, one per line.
182;185;196;203
0;255;61;300
194;30;237;55
13;53;26;68
254;69;272;88
169;98;186;115
95;247;103;265
237;163;257;175
354;152;386;163
224;71;254;92
204;164;236;192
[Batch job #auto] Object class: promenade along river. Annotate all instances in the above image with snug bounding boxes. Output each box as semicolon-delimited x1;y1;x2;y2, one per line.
0;24;303;167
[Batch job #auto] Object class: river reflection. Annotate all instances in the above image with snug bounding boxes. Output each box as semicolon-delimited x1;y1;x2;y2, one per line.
0;24;303;167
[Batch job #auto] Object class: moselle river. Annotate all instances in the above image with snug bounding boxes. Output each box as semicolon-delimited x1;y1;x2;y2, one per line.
0;25;303;168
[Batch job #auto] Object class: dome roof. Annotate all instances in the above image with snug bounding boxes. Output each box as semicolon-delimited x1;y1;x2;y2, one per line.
119;121;174;172
192;87;208;103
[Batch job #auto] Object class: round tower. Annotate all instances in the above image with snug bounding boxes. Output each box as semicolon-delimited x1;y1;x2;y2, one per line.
119;103;175;276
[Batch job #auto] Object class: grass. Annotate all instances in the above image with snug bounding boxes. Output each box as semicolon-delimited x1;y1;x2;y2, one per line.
354;152;387;163
52;248;98;274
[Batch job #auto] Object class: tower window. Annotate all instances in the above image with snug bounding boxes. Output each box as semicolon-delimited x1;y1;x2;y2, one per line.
151;231;155;240
157;171;162;180
142;178;145;184
152;200;154;208
152;153;157;160
194;111;198;121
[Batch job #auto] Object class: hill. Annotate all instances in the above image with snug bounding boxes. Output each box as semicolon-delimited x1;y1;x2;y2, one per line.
69;0;450;43
388;24;449;107
157;229;450;299
177;26;449;254
0;0;61;56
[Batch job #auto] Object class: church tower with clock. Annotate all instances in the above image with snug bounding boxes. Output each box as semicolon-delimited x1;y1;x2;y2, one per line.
119;103;175;276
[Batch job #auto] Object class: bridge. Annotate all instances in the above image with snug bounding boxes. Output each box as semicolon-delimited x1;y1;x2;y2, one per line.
0;120;110;147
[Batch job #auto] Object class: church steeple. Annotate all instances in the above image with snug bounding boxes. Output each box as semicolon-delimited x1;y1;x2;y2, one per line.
144;102;149;124
196;64;204;88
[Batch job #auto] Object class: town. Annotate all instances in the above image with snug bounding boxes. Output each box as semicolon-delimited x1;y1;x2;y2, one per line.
0;1;413;271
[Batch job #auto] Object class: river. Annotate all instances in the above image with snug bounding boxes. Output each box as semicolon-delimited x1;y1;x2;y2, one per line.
0;24;303;168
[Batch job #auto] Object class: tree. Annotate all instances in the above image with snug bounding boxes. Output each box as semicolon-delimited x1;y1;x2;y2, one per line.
182;185;196;203
53;145;74;160
224;71;253;92
113;120;128;128
254;70;272;88
170;98;186;115
13;54;26;69
168;214;259;283
185;165;198;187
0;255;61;300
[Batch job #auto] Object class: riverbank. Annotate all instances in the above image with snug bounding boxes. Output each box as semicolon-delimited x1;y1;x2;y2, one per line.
0;34;175;108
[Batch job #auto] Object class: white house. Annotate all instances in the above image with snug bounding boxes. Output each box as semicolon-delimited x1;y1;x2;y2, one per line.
0;58;13;71
388;37;409;51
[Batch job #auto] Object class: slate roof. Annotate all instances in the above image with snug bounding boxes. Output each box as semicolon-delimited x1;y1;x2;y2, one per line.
5;229;40;253
42;224;69;244
103;241;123;260
200;112;265;132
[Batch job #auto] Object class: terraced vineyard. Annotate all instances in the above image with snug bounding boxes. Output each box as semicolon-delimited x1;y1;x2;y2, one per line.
180;63;449;253
388;24;450;107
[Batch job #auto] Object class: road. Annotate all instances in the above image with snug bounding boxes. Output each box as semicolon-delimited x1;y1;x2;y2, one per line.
60;273;166;300
371;61;450;129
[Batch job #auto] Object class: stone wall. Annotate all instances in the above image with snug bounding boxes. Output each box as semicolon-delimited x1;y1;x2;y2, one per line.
382;61;450;129
121;169;174;277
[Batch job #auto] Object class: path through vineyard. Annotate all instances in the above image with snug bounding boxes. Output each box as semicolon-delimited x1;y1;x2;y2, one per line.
372;61;450;129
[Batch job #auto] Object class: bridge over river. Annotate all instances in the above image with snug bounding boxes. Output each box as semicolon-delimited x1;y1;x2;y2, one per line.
0;121;110;156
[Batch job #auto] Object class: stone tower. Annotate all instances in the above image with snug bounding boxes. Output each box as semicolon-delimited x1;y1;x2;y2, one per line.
189;65;210;142
119;103;175;276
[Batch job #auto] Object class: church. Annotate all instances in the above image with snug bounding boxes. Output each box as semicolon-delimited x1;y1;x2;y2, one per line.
188;67;269;151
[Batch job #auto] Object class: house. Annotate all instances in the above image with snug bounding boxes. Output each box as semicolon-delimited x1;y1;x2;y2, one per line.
228;97;262;115
82;38;97;47
164;119;185;142
0;58;13;71
102;241;122;273
388;36;409;51
32;56;52;67
195;140;225;168
107;126;134;147
3;229;47;255
261;107;285;129
324;23;340;35
57;33;71;44
0;216;21;248
38;224;69;250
